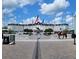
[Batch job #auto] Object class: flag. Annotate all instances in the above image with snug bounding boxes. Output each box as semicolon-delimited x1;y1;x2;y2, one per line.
35;16;39;24
42;19;44;24
32;20;34;24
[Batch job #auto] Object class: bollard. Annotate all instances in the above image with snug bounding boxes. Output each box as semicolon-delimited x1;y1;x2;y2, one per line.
74;38;76;45
71;33;76;45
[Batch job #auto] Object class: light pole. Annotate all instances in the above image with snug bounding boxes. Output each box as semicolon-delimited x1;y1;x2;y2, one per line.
74;15;76;45
72;15;76;45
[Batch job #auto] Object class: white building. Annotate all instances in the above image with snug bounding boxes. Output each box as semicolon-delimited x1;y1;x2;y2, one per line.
8;16;69;32
8;23;68;32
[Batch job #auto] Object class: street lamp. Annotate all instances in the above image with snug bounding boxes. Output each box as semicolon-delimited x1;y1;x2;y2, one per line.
72;15;76;45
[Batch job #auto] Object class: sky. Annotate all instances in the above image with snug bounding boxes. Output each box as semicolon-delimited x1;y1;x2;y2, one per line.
2;0;76;29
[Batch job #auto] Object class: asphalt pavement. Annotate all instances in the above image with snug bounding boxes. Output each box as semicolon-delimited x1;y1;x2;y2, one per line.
2;34;76;59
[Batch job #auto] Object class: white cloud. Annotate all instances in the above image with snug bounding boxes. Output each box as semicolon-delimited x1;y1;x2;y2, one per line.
50;14;75;29
18;0;36;7
22;16;42;24
37;0;44;5
19;22;23;24
3;8;16;23
3;8;13;14
68;22;74;30
2;21;7;27
56;12;63;17
3;0;36;8
3;8;15;17
3;18;16;26
23;17;36;24
66;15;74;23
3;0;37;19
51;16;62;24
65;14;75;30
8;17;17;24
40;0;70;14
3;0;18;8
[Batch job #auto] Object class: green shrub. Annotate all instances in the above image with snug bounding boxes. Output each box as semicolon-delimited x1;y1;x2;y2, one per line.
24;29;33;32
44;28;53;35
44;28;53;32
2;26;7;29
24;29;33;35
2;29;8;34
63;29;69;33
8;29;15;34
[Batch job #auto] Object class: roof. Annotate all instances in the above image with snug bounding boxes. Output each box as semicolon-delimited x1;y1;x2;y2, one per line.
8;23;68;26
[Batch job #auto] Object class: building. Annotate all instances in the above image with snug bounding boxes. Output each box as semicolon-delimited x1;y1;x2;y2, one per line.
8;16;69;32
8;23;68;32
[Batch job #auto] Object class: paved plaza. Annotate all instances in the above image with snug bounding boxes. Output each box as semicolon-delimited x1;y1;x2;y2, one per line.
15;33;72;41
2;34;76;59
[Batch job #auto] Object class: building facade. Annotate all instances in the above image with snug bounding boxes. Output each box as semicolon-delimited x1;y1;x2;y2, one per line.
8;23;68;32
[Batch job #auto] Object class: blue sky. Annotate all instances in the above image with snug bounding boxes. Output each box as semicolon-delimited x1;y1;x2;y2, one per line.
3;0;76;29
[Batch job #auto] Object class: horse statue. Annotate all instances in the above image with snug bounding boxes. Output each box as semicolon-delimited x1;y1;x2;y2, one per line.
57;31;67;39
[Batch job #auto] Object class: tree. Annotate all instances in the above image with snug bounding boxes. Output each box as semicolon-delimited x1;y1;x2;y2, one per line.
44;28;53;35
24;29;33;32
8;29;15;34
24;29;33;35
63;29;69;33
2;29;8;34
2;26;7;29
24;29;28;32
44;28;53;32
2;26;8;34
